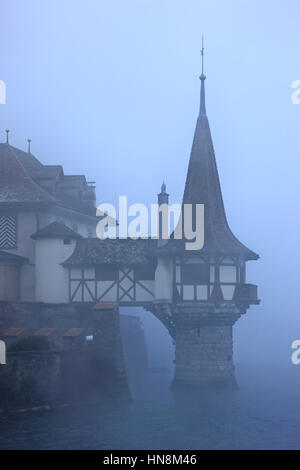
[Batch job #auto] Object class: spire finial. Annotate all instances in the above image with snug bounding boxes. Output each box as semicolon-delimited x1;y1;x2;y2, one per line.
5;128;10;144
199;36;206;117
201;36;205;76
27;138;32;153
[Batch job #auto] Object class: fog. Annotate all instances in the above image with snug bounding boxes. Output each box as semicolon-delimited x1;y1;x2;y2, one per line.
1;0;300;449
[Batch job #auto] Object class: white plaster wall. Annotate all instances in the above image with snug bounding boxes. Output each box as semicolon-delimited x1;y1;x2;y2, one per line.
35;238;75;303
0;265;19;301
136;281;155;301
4;211;38;301
52;207;97;238
221;285;235;300
20;264;35;301
155;257;173;301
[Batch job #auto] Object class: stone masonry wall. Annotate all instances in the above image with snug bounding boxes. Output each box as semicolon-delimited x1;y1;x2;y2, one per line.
0;302;130;408
174;324;236;389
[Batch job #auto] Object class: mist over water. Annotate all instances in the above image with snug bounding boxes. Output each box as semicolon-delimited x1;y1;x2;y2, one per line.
1;368;300;450
1;308;300;450
0;0;300;450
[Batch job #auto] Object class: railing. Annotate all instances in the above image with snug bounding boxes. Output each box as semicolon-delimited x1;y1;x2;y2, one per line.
233;284;259;304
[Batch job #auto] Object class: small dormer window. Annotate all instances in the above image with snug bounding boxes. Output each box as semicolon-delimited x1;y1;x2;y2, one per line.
0;215;17;248
63;238;72;245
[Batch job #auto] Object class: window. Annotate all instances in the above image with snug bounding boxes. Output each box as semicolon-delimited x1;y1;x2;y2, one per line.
181;263;209;284
0;215;17;248
96;265;118;281
134;263;156;281
220;265;236;283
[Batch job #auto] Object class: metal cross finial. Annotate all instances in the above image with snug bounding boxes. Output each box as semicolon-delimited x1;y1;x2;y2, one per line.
27;138;32;153
5;128;10;144
201;36;205;75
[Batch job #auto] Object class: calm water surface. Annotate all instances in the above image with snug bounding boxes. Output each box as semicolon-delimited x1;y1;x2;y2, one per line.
1;366;300;450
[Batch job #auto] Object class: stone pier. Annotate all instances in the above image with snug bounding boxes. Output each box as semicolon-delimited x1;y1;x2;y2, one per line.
173;305;241;389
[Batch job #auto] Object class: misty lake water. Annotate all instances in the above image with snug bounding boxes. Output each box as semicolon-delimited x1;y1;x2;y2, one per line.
1;364;300;450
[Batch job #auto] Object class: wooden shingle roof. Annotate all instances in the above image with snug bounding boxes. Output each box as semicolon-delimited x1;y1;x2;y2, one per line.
159;76;259;261
0;143;97;217
63;237;157;266
0;143;55;205
31;221;82;240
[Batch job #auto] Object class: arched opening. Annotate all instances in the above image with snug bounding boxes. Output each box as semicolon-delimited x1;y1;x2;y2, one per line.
120;307;175;399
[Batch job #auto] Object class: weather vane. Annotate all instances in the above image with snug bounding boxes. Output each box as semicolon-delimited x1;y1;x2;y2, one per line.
200;36;205;76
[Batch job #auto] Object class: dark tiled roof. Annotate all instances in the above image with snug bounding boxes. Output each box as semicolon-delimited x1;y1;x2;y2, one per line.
59;175;87;187
11;146;44;173
52;188;96;216
30;165;64;180
0;250;28;263
0;143;97;217
0;144;55;204
173;78;259;261
63;238;157;266
31;221;82;240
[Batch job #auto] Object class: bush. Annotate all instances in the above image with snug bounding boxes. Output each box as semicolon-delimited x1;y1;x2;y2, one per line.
8;336;50;352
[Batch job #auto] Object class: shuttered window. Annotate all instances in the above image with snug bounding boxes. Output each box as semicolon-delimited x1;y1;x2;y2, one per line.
0;216;17;248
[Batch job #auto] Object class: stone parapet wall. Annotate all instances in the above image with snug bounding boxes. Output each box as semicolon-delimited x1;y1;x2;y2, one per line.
0;302;130;409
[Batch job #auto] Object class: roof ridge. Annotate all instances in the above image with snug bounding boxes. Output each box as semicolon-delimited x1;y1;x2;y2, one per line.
8;145;56;202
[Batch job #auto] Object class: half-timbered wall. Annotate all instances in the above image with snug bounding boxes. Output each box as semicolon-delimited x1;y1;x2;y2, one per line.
175;254;242;302
69;265;155;304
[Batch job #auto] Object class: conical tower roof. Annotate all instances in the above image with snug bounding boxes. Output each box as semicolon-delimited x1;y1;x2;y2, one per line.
159;60;258;261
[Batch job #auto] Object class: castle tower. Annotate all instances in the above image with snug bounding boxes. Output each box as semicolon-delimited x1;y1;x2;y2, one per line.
157;46;260;389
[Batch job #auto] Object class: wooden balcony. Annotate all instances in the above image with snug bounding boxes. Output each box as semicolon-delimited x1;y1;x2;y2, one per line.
233;283;259;305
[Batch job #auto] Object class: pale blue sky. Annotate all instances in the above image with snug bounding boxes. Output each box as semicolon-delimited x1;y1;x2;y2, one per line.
1;0;300;371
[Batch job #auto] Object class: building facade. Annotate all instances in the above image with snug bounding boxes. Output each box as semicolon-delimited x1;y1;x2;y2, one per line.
0;142;98;302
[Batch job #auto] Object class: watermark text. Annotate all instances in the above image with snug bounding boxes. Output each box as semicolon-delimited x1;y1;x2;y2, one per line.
0;80;6;104
96;196;204;251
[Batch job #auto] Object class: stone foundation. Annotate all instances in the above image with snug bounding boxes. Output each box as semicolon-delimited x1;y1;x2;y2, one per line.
0;302;130;408
173;305;240;389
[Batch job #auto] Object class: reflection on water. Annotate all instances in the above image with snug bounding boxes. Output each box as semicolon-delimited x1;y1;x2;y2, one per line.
1;366;300;450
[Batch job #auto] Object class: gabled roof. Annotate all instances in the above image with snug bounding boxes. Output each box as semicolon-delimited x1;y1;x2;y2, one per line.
31;221;82;240
63;237;157;266
160;74;259;261
0;143;55;205
30;165;64;180
10;145;44;173
0;142;97;217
